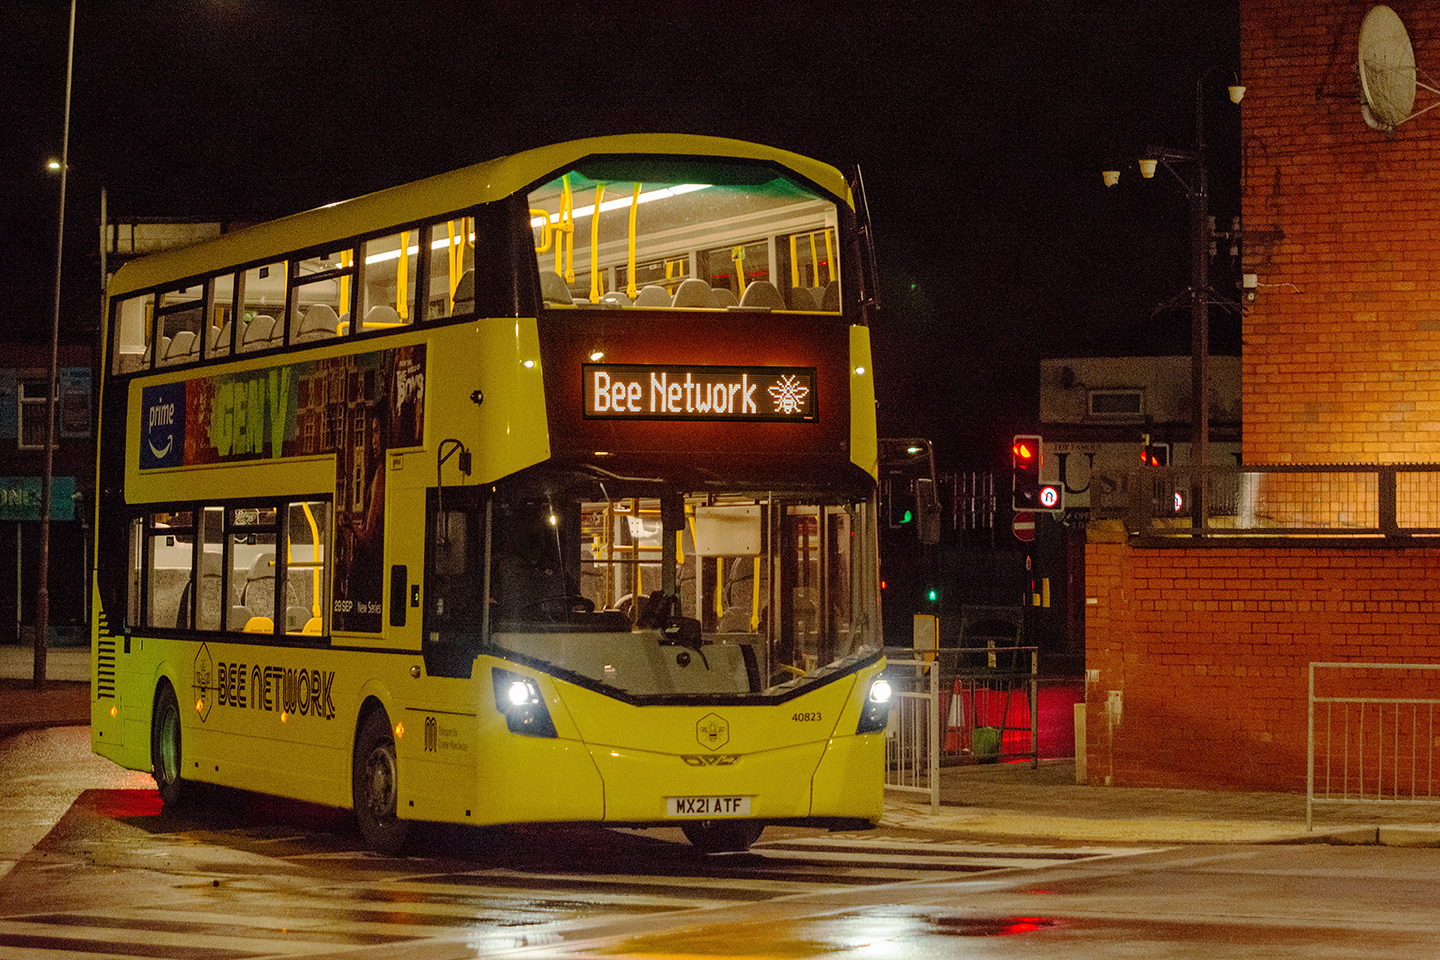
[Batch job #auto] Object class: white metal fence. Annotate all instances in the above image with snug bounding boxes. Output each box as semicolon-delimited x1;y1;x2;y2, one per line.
882;655;940;814
1308;662;1440;830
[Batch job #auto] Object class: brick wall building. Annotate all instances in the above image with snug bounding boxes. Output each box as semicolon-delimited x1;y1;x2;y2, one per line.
1242;0;1440;465
1087;537;1440;790
1085;1;1440;790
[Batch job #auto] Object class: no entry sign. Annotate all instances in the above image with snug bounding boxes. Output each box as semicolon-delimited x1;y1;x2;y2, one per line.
1013;511;1036;542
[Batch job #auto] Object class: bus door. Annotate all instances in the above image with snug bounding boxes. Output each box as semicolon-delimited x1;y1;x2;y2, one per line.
422;485;489;679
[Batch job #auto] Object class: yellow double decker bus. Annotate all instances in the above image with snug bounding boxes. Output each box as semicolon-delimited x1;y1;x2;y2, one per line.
92;134;889;853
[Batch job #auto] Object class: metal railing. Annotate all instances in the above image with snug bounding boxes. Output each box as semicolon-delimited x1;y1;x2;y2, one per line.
1308;662;1440;830
882;654;940;813
1093;464;1440;539
938;645;1040;767
881;645;1043;816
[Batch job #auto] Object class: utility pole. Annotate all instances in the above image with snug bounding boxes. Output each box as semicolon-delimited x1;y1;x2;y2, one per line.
36;0;76;688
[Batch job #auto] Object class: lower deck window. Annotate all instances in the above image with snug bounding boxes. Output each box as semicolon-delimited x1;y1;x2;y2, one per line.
132;499;330;637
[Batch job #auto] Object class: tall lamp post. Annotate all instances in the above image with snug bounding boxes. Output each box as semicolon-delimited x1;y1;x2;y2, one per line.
35;0;77;688
1103;70;1244;532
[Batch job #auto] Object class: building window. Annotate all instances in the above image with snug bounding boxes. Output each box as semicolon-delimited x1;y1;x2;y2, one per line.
1087;389;1144;421
18;378;50;450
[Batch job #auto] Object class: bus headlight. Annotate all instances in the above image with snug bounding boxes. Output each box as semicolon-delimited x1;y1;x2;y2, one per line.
856;676;893;734
492;668;558;738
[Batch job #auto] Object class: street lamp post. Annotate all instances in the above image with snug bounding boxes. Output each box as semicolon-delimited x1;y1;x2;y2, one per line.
1103;71;1244;533
35;0;76;688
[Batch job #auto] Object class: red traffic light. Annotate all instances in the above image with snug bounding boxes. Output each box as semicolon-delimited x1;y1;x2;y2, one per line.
1012;439;1037;462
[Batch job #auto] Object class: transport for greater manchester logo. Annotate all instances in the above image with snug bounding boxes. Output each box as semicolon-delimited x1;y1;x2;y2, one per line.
696;713;729;750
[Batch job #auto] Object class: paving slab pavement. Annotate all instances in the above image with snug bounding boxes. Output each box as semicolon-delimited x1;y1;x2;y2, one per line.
3;642;1438;847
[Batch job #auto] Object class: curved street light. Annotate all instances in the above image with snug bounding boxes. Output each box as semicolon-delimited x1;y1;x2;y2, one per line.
1099;71;1243;532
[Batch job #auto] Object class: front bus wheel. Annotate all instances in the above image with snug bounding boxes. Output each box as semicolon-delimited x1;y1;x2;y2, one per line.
352;709;409;854
151;681;185;807
681;819;764;853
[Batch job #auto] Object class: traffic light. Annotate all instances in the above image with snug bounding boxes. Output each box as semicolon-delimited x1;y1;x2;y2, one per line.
1141;442;1170;466
1011;434;1042;510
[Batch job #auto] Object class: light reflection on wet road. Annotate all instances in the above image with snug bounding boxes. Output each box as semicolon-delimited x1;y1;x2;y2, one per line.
5;726;1440;959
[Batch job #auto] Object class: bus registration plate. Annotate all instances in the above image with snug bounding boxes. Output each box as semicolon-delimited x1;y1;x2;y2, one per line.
666;795;751;817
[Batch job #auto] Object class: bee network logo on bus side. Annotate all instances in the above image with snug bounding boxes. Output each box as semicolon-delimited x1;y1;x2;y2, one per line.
140;382;186;470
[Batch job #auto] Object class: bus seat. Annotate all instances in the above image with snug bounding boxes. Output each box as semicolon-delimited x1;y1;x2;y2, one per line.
788;287;817;311
241;551;276;613
196;553;224;630
738;280;785;309
241;316;275;351
295;303;339;342
819;279;839;311
634;285;671;307
671;278;712;308
540;271;572;305
363;305;402;330
228;605;252;631
210;322;232;358
243;615;275;634
147;336;171;366
286;605;311;632
301;617;323;635
161;331;195;365
709;287;739;308
452;269;475;313
599;291;631;306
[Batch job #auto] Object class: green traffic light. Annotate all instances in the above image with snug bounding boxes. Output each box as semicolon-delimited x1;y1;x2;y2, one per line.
927;588;938;602
902;509;913;523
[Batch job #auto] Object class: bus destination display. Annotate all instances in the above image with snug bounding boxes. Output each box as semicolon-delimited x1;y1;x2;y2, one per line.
583;363;816;422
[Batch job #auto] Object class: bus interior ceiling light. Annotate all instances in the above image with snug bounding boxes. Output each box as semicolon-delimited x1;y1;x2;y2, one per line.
530;183;710;228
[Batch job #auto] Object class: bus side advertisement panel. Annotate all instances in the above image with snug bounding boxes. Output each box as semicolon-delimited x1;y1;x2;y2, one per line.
135;345;426;634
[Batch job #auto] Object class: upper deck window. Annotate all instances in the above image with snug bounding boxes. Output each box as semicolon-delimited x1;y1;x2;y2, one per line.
526;159;840;313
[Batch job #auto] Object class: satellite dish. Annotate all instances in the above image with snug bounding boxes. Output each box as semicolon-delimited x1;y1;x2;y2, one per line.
1358;5;1440;134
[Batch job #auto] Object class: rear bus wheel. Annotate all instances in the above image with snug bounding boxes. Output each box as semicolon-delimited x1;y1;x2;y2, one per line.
151;681;185;807
681;819;764;853
352;709;408;854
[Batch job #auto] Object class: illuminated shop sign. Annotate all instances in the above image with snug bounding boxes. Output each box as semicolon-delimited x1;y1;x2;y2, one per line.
583;364;816;422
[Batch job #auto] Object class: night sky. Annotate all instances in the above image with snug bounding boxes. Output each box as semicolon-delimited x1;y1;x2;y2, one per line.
0;0;1240;467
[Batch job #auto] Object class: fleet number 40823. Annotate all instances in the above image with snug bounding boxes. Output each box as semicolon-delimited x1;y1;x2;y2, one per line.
792;712;822;722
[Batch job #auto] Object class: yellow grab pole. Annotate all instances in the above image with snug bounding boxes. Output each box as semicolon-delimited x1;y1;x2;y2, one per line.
626;183;640;299
750;556;761;632
588;183;607;302
339;251;351;319
396;231;410;319
446;220;460;310
532;209;554;253
714;561;724;619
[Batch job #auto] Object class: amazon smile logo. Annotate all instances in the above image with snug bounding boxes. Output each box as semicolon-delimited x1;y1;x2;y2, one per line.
140;383;185;468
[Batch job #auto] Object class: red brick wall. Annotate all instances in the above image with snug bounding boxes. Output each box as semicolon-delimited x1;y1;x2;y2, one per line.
1085;539;1440;790
1241;0;1440;465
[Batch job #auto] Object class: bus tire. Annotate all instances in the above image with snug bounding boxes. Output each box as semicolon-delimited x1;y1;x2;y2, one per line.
151;681;185;807
353;708;408;854
681;820;763;853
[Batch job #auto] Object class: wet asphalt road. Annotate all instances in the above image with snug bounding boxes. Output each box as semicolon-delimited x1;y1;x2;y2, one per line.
3;726;1440;959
